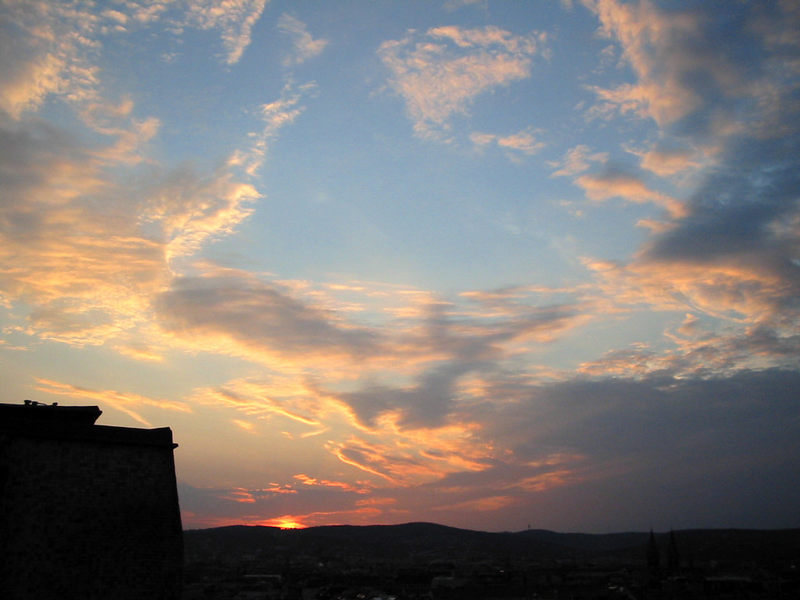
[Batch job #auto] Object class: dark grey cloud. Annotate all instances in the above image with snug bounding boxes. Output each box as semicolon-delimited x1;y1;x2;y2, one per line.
332;298;584;429
645;134;800;263
0;119;98;252
584;1;800;364
640;2;800;264
461;368;800;528
370;368;800;531
156;272;382;360
339;361;480;429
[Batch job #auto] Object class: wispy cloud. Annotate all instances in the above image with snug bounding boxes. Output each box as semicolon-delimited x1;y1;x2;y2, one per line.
0;0;268;123
234;82;315;176
277;14;328;66
178;366;800;529
471;127;544;158
549;144;608;177
34;378;191;427
184;0;268;65
576;169;686;218
0;1;100;119
0;112;258;345
379;25;547;137
155;268;383;368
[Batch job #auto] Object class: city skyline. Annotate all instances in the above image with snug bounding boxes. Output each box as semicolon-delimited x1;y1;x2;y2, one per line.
1;0;799;532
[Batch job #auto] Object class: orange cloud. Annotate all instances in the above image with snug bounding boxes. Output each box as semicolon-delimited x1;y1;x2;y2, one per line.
0;1;99;119
583;0;764;135
586;257;787;322
293;473;371;494
576;172;686;217
190;380;324;427
221;488;257;504
243;504;392;529
325;418;489;489
637;146;702;176
33;378;192;427
0;106;257;351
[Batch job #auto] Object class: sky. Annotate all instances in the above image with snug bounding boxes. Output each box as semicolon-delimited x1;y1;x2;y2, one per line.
1;0;799;533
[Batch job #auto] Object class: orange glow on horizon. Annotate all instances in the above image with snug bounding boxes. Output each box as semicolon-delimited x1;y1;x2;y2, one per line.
258;516;308;529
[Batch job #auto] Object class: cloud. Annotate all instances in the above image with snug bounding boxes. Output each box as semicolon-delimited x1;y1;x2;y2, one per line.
0;5;282;347
583;0;724;126
0;108;256;347
154;272;589;418
155;268;383;366
4;0;799;533
277;14;328;66
0;120;162;344
633;143;703;176
179;366;800;530
0;1;99;118
80;98;161;164
570;1;800;378
0;0;270;126
234;81;315;176
379;25;546;136
141;163;259;264
583;0;799;140
470;127;545;157
184;0;268;65
575;169;686;217
630;145;800;331
445;368;800;529
294;474;370;495
326;425;488;487
549;144;608;177
187;376;332;430
33;378;191;427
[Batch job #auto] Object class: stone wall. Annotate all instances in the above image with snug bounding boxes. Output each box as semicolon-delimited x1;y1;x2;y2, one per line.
0;404;183;600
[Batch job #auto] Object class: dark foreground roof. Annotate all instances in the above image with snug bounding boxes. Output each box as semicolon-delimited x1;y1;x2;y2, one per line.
0;401;176;448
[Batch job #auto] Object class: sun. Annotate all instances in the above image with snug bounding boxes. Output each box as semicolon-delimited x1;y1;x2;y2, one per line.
258;516;307;529
277;518;305;530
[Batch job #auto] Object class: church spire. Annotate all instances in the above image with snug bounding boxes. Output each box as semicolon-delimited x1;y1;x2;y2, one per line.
647;529;660;571
667;529;680;573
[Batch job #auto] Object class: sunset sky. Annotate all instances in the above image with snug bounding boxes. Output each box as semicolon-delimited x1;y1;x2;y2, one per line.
2;0;799;533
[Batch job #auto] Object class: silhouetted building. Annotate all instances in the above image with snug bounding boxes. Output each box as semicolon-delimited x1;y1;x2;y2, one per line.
667;529;680;573
0;401;182;600
647;529;660;572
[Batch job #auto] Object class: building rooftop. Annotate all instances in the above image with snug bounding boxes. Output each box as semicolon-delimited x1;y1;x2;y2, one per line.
0;401;176;448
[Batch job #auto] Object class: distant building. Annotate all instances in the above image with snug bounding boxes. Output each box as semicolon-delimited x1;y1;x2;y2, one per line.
646;529;660;572
0;401;183;600
667;529;680;573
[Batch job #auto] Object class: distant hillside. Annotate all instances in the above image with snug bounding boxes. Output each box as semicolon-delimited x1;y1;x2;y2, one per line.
183;522;800;566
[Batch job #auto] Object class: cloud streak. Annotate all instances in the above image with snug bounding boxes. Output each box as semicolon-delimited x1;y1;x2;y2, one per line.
184;0;268;65
277;14;328;66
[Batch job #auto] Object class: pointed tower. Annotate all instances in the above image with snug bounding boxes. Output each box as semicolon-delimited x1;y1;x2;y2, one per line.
667;529;680;573
647;529;660;572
